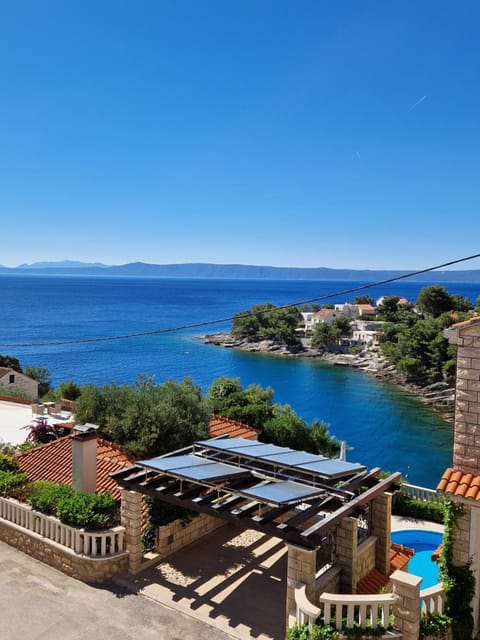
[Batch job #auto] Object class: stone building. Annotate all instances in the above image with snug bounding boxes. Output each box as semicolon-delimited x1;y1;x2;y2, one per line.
437;317;480;636
0;367;38;399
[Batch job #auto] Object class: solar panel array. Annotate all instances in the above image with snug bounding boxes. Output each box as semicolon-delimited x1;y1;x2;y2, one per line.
137;437;366;506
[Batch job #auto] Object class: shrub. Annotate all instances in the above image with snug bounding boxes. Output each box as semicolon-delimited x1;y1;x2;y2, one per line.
0;470;28;497
392;491;444;523
55;491;118;530
0;453;19;472
28;481;74;515
419;613;452;640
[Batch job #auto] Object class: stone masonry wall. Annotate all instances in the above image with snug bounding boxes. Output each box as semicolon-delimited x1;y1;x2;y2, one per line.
451;325;480;474
355;536;377;584
451;503;472;566
156;512;225;559
0;519;128;583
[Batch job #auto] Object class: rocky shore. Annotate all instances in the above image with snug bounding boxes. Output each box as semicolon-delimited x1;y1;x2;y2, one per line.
202;332;455;423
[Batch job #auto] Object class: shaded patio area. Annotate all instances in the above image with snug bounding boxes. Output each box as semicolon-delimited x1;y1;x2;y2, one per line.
116;524;287;640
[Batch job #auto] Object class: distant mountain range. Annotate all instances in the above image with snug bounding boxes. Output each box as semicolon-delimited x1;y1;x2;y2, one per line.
0;261;479;282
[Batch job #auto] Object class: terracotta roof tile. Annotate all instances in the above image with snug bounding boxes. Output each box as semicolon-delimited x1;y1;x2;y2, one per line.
209;415;260;440
356;543;414;594
437;467;480;502
451;316;480;330
16;436;134;501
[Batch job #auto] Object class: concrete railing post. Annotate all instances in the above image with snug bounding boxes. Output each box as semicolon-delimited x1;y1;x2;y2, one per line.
336;516;358;593
120;489;143;573
286;543;317;630
391;569;422;640
371;493;391;575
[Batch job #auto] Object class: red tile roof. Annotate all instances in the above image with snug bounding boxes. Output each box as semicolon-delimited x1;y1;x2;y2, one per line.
437;467;480;501
16;436;134;501
451;316;480;330
209;415;260;440
356;543;414;594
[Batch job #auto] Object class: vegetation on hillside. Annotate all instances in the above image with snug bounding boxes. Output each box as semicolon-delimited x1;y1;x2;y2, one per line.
231;303;303;350
74;374;340;459
208;377;340;456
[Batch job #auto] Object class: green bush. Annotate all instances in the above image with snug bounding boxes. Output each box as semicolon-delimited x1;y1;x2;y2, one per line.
287;624;339;640
28;481;74;515
0;470;28;497
392;491;444;523
0;453;19;472
419;613;452;640
28;481;118;530
55;491;118;530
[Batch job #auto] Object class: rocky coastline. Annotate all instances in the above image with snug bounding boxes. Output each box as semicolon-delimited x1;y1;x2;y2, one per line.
202;332;455;424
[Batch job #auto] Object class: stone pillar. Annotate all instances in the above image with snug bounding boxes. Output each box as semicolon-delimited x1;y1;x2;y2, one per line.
371;493;391;575
390;570;422;640
335;517;358;593
121;489;143;573
286;543;317;629
445;319;480;474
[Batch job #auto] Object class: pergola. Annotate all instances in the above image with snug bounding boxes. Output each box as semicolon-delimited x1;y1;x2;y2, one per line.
112;436;401;550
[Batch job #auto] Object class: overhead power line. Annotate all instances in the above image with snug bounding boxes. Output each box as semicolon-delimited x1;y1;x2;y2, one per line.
1;252;479;349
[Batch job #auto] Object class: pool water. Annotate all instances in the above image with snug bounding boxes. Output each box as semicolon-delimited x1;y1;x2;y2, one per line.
391;529;443;589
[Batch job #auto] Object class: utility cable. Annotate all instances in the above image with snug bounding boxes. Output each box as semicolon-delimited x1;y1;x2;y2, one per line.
1;251;479;348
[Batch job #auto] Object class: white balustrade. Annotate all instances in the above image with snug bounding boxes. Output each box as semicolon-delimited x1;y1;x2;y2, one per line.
295;582;400;634
0;496;125;558
420;584;445;614
401;483;441;503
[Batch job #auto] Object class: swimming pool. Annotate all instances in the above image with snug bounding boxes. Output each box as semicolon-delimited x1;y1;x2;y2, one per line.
391;529;443;589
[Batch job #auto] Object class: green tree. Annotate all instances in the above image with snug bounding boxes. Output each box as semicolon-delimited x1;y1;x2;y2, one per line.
416;285;453;318
231;304;302;350
354;295;374;305
208;377;275;429
57;380;82;401
311;323;339;351
332;316;352;338
450;294;474;313
24;366;52;397
376;296;401;322
0;355;22;373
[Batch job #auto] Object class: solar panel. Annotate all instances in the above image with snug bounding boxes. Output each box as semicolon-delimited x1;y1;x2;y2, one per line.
197;438;262;450
138;454;213;472
297;459;366;478
175;462;248;482
226;443;290;458
240;480;325;505
262;450;327;466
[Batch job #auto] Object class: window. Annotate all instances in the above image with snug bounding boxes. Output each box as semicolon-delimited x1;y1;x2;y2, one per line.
9;374;15;384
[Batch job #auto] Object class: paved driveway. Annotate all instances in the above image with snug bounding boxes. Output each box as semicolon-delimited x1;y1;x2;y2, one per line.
117;525;287;640
0;540;235;640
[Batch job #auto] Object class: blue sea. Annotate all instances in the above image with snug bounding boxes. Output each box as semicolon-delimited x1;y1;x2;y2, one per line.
1;274;479;487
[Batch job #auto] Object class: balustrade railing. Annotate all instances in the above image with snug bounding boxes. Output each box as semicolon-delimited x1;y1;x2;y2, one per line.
295;583;400;634
401;483;441;503
0;496;125;558
420;584;445;614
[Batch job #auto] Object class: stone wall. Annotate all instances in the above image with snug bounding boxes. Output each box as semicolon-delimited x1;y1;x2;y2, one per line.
355;536;377;584
0;519;129;583
156;512;224;559
446;321;480;473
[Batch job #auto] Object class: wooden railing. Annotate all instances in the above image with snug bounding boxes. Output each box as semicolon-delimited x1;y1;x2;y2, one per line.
0;497;125;558
401;483;441;503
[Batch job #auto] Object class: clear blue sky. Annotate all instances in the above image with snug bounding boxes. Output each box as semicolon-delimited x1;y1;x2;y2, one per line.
1;1;479;270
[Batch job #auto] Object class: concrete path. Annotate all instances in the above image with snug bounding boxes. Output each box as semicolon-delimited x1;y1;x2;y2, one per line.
116;525;287;640
0;540;236;640
391;514;444;532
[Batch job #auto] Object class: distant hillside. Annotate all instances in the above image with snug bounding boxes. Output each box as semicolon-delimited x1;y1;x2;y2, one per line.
17;260;109;269
0;261;479;282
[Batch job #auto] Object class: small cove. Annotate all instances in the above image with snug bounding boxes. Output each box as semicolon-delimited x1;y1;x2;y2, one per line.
0;274;459;487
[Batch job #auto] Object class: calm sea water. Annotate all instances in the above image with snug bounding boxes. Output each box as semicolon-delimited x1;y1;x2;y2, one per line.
1;274;479;486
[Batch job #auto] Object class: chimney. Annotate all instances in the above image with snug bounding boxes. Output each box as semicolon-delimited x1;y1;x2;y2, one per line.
72;423;99;493
445;318;480;474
